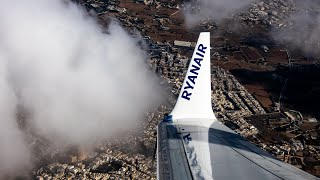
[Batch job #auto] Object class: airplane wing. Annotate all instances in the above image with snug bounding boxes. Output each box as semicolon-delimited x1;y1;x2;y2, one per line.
156;32;317;180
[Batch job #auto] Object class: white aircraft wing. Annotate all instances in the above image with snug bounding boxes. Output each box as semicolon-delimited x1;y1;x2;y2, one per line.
157;32;317;180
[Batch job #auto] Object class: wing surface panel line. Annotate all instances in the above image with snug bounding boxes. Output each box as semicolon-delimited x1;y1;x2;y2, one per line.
209;130;285;180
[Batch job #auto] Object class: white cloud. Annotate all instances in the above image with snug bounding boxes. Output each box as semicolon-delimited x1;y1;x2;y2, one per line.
0;0;162;177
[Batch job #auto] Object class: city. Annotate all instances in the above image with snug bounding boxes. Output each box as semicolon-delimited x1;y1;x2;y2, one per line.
2;0;318;179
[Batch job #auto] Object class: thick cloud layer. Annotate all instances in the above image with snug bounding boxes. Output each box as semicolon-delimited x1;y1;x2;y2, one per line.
0;0;162;176
183;0;253;27
0;52;31;176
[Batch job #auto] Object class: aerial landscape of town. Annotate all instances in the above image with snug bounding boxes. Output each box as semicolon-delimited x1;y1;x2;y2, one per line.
0;0;319;179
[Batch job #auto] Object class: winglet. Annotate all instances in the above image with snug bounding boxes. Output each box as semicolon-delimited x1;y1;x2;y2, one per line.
170;32;216;120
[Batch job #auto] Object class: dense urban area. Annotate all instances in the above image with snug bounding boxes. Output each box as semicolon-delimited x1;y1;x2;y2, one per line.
33;0;319;179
